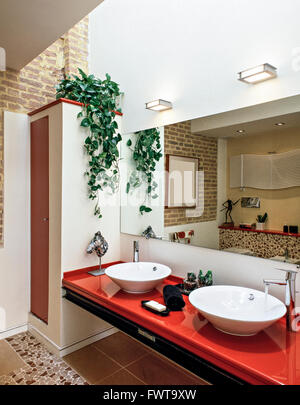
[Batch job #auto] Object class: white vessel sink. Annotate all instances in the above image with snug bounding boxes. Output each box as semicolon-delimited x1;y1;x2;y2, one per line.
189;285;286;336
270;255;300;265
105;262;172;293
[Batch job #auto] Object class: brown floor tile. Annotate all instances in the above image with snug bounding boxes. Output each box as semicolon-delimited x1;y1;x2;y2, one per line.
92;332;149;366
153;350;210;384
0;340;26;376
96;369;145;385
126;353;207;385
63;345;120;384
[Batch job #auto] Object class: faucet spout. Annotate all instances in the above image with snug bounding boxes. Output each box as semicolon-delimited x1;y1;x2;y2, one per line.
264;267;299;332
285;248;289;261
133;241;139;262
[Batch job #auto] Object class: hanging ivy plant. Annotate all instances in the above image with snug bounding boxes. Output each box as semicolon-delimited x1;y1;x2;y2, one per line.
126;128;162;215
55;68;122;218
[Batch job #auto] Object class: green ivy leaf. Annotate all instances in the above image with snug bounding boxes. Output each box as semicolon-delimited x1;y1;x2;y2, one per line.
139;205;152;215
81;118;90;127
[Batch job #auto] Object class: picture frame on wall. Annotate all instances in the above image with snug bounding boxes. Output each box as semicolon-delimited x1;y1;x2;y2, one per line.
165;154;198;208
241;197;260;208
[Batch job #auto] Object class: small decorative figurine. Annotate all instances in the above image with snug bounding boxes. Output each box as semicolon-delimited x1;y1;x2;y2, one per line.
142;225;157;239
198;270;205;287
198;270;213;287
204;271;213;286
220;199;240;226
183;272;197;291
86;231;108;276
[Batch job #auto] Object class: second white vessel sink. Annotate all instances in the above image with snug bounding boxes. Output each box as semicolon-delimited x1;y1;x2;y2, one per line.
270;255;300;265
189;285;286;336
105;262;172;293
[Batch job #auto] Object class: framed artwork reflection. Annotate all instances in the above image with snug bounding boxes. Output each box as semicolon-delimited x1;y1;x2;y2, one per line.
165;154;198;208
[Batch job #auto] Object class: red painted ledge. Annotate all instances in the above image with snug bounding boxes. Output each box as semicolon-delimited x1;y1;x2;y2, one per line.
219;225;300;238
28;98;123;117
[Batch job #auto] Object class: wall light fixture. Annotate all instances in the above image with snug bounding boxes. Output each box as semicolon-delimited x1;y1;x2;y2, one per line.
238;63;277;84
146;99;172;111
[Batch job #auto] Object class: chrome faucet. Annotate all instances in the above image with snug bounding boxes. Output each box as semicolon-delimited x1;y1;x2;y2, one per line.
141;225;162;240
284;248;289;261
133;241;139;262
264;266;299;332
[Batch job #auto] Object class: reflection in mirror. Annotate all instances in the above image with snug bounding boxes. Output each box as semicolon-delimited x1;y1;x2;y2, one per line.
120;110;300;264
166;154;198;208
120;128;165;237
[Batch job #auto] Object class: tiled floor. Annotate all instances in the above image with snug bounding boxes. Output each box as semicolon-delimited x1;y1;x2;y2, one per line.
0;331;209;385
65;331;208;385
0;333;87;385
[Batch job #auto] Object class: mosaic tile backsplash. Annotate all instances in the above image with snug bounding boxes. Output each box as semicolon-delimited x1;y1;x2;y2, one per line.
219;228;300;260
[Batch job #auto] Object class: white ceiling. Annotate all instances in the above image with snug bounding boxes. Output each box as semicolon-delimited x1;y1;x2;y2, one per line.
190;94;300;139
193;111;300;139
0;0;103;70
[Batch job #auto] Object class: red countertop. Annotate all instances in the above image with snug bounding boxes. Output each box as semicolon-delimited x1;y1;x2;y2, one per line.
62;262;300;385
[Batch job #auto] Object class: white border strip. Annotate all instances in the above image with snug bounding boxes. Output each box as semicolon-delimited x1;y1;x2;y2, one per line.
0;324;28;340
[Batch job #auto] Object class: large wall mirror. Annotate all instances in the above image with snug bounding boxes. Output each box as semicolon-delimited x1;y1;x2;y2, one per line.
120;101;300;264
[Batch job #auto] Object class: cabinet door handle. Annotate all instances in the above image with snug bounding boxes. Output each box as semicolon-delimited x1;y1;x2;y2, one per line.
42;218;49;222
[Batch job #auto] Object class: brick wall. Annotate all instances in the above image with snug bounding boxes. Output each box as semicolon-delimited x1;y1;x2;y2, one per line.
0;16;89;243
164;120;218;227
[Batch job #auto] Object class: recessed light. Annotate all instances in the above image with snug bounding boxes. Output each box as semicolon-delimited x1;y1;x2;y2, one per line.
236;129;245;133
275;122;285;126
145;99;172;112
238;63;277;84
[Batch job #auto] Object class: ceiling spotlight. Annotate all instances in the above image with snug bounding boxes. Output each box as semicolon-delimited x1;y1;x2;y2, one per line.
275;122;285;126
146;99;172;112
238;63;277;84
236;129;245;133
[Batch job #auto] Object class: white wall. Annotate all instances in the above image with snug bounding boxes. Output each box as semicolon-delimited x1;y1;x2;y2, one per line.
61;102;121;271
90;0;300;133
0;112;30;336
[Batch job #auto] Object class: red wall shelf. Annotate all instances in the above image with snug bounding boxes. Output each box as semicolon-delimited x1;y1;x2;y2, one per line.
28;98;123;117
218;225;300;238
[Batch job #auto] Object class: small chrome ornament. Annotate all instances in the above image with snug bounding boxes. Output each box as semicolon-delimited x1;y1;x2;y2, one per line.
86;231;108;276
142;225;157;239
248;293;255;301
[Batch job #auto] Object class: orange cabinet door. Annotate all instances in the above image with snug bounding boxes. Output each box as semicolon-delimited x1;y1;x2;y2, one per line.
30;116;49;323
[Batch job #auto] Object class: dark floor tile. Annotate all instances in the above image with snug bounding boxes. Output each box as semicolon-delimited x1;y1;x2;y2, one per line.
96;369;145;385
63;345;120;384
126;352;208;385
93;332;149;366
